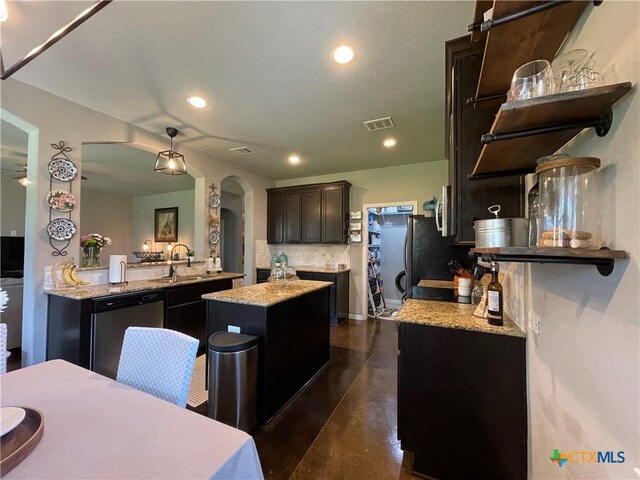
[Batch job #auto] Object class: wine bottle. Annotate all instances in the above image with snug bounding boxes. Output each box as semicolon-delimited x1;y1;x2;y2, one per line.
487;261;503;326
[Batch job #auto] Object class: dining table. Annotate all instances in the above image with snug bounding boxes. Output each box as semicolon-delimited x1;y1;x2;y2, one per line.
0;359;264;479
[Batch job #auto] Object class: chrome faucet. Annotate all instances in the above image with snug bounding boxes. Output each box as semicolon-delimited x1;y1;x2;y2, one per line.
168;243;191;279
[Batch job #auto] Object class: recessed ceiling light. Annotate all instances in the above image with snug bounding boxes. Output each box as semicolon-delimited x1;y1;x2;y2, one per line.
331;45;355;64
383;138;397;148
18;177;30;186
187;96;207;108
288;155;301;165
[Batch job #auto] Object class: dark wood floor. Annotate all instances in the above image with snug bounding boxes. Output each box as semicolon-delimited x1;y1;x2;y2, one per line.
11;319;417;479
250;318;416;480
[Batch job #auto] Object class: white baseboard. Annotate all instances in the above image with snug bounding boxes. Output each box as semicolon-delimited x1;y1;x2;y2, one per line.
348;313;366;321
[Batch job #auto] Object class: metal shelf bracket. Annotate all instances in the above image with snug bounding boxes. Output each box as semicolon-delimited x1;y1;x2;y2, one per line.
468;1;602;33
474;248;616;276
480;108;614;145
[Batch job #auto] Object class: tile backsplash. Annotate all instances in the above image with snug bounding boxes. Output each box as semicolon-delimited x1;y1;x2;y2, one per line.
255;240;350;268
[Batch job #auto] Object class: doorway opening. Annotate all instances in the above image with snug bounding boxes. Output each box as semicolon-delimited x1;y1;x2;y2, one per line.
220;177;246;275
362;201;417;320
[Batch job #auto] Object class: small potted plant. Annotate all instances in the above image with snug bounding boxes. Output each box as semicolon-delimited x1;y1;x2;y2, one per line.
187;249;195;262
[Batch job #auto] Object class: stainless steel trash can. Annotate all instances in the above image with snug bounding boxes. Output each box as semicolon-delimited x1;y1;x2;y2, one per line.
208;331;259;433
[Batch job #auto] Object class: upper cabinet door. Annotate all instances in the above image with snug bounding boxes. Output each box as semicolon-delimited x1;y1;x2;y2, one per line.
283;190;302;244
267;190;284;244
266;181;351;245
446;36;523;245
301;189;322;243
322;186;346;244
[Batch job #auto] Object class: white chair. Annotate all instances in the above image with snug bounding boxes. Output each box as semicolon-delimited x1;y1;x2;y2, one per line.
0;323;10;374
116;327;198;407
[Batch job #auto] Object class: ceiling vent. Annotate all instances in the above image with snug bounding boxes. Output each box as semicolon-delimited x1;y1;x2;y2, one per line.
229;146;256;155
363;116;395;132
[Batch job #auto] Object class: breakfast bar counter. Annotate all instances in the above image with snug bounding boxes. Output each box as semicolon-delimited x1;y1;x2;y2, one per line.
205;280;331;424
47;272;245;300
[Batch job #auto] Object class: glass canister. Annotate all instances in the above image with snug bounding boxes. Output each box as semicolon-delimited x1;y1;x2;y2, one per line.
536;156;601;249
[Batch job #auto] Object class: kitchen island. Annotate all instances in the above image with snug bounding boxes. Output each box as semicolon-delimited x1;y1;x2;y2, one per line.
396;299;527;480
204;280;331;424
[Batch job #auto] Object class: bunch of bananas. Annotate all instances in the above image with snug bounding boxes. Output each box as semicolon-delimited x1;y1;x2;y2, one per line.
54;260;90;287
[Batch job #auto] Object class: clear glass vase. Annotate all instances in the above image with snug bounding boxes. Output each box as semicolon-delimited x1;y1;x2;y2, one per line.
82;246;102;268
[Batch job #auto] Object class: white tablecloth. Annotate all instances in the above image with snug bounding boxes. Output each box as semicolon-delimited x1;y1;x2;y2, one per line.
1;360;264;479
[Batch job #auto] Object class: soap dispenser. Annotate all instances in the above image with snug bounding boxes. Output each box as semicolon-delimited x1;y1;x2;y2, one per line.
206;255;214;273
214;254;222;270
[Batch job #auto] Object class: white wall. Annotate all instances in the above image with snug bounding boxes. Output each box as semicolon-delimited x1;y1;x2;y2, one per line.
524;3;639;479
132;190;195;262
276;160;448;318
1;79;274;366
0;176;26;236
80;188;133;261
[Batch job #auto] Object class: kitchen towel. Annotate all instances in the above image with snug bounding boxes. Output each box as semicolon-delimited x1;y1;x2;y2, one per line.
108;255;128;284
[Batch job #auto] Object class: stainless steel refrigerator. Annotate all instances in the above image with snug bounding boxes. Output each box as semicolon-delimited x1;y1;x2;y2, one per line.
404;215;471;289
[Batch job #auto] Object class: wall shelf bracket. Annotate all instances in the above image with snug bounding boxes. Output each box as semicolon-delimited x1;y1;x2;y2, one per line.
480;108;613;145
470;1;571;32
472;247;623;277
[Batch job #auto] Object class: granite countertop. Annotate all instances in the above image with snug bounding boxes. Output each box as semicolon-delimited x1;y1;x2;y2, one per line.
257;265;350;273
395;299;525;338
47;272;245;300
417;279;456;289
203;280;332;307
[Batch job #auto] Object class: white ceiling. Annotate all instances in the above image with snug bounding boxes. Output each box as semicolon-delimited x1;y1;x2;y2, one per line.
81;144;195;196
1;1;473;180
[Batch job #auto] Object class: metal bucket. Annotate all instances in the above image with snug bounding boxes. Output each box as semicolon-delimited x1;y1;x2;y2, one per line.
473;205;528;248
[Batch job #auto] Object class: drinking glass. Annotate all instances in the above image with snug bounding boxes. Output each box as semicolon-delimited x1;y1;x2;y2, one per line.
507;60;555;102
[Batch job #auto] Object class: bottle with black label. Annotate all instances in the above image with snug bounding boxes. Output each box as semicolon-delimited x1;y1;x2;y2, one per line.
487;261;503;326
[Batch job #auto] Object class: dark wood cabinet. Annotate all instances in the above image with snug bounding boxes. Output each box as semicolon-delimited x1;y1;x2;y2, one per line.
266;181;351;245
301;189;322;243
446;35;524;245
165;279;233;352
398;322;527;479
321;185;347;244
283;190;302;244
165;300;204;344
267;191;284;244
256;268;348;325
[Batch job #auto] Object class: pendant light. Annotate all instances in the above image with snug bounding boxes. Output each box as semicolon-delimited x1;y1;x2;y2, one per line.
154;127;187;175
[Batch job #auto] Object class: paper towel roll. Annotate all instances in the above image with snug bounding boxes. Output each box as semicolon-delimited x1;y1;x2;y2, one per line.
109;255;128;283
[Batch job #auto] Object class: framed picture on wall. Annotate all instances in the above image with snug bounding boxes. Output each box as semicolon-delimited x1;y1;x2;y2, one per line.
154;207;179;242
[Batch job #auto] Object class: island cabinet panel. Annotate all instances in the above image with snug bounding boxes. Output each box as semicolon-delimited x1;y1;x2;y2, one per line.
301;188;322;243
398;322;527;479
256;268;348;324
266;181;351;244
206;286;330;424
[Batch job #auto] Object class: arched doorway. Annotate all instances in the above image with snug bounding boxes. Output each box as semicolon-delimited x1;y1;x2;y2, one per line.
220;177;245;275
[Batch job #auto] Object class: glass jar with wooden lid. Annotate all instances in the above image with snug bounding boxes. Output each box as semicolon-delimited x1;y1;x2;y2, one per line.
536;156;601;249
